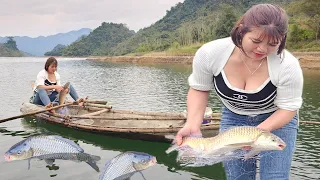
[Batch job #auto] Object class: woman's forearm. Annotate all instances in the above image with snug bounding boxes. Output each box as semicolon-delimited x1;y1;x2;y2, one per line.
257;109;297;131
37;85;56;90
185;88;210;129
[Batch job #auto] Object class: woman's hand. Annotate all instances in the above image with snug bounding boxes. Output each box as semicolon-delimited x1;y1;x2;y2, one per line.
175;124;202;146
54;85;64;92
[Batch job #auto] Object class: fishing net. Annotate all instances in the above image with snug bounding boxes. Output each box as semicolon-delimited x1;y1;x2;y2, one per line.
175;148;253;167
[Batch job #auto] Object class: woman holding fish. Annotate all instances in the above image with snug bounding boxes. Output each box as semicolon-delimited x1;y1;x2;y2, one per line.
174;4;303;180
32;57;83;108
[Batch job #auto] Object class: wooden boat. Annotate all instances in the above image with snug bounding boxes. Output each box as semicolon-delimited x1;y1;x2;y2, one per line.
20;100;221;142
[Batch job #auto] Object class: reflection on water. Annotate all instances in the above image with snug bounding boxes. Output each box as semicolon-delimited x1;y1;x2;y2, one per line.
0;57;319;180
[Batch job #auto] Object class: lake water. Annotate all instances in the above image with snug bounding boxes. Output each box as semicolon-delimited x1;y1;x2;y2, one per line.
0;57;319;180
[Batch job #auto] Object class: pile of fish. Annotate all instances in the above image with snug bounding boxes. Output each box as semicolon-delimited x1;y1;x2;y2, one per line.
165;126;286;167
4;135;157;180
4;125;286;179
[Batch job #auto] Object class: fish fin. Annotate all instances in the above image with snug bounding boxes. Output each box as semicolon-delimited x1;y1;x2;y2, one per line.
164;134;175;141
224;142;254;148
28;159;31;170
44;159;55;165
165;144;179;154
50;136;84;152
139;171;147;180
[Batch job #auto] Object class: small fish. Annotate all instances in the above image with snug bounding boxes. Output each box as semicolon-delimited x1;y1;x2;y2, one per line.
166;126;286;166
99;151;157;180
4;135;101;172
59;82;70;105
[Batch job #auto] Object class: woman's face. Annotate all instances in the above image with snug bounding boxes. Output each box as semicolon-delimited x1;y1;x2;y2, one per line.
47;63;57;74
241;28;281;61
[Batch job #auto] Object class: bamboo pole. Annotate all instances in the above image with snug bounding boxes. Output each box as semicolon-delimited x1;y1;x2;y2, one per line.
83;100;108;104
300;121;320;125
109;110;186;117
0;102;75;123
84;103;112;109
80;109;110;117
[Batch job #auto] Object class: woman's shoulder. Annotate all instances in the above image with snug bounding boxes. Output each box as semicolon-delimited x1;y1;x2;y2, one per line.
54;71;61;79
193;37;235;76
268;50;303;85
37;69;47;77
269;50;301;70
200;37;234;52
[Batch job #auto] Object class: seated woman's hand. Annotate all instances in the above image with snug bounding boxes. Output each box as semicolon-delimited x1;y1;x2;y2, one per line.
54;85;64;92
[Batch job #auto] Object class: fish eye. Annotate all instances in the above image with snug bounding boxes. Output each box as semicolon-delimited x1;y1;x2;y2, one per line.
17;150;22;155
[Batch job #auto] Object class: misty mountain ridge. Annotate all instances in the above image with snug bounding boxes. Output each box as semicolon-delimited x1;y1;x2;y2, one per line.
0;28;92;56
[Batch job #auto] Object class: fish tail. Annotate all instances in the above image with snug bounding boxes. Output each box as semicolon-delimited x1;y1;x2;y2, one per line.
90;154;101;161
86;158;100;172
84;153;101;172
165;144;179;154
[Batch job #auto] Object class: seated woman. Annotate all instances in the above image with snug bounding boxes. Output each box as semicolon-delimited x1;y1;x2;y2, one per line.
32;57;83;109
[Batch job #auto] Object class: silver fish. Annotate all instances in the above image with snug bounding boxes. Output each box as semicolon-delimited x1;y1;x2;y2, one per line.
99;151;157;180
4;135;101;172
166;126;286;167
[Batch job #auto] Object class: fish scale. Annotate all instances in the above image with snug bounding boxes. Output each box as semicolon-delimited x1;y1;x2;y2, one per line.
205;126;264;150
28;136;82;156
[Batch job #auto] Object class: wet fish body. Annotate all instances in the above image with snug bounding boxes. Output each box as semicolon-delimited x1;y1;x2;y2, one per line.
4;135;101;172
99;151;157;180
166;126;286;166
59;82;70;105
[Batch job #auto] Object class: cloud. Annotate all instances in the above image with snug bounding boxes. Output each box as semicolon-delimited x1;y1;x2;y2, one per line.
0;0;184;37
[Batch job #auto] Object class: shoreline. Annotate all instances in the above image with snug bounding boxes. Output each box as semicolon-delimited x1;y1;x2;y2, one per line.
87;52;320;70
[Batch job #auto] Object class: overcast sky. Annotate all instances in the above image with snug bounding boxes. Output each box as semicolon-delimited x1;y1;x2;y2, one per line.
0;0;184;37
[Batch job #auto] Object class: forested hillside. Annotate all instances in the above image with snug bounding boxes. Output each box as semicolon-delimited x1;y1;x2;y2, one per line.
0;37;24;57
61;23;135;56
47;0;319;56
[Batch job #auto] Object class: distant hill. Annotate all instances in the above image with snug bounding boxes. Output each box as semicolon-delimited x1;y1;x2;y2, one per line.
62;23;135;56
0;37;24;57
44;44;67;56
0;28;92;56
0;44;24;57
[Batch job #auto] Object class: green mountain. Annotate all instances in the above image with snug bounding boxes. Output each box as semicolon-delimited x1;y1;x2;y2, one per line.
0;37;24;57
55;0;318;56
44;44;67;56
62;23;135;56
109;0;296;55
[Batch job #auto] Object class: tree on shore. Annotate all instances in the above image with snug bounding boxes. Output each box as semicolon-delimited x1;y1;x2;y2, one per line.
4;37;18;51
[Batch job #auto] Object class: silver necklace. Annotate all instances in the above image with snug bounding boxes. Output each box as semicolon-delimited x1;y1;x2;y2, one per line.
241;57;265;75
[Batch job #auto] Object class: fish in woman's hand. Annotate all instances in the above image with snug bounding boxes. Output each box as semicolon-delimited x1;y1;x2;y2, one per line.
99;151;157;180
166;126;286;167
59;82;70;105
4;135;101;172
